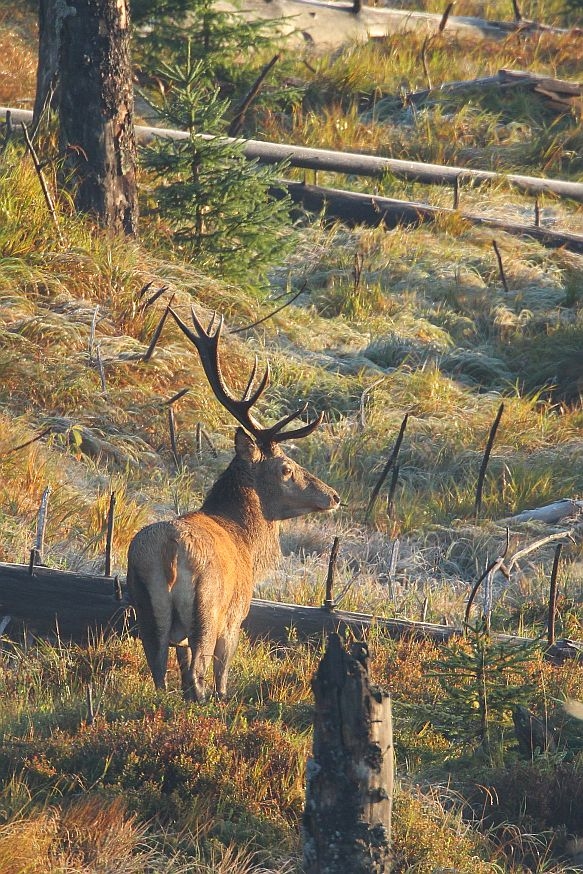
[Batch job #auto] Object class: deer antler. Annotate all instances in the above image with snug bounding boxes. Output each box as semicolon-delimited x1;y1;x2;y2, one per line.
169;307;323;446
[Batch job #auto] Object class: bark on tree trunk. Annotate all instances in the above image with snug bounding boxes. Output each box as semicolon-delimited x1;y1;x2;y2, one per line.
303;634;393;874
58;0;138;234
33;0;67;125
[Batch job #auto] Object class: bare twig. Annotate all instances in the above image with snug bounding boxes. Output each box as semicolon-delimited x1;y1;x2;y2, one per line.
143;296;175;361
86;684;95;726
474;402;504;519
21;122;64;245
95;343;107;395
547;542;562;646
228;54;280;137
465;528;510;629
420;36;433;91
88;305;100;363
358;378;384;431
198;425;217;458
230;283;308;334
168;407;180;469
492;240;509;292
164;388;190;406
143;285;170;309
3;428;51;456
324;536;340;610
365;414;409;520
506;530;574;573
438;1;455;31
138;281;154;301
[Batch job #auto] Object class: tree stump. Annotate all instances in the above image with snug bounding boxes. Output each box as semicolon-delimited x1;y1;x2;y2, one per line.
303;633;393;873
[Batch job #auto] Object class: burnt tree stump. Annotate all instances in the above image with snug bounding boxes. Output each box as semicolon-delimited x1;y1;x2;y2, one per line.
303;633;393;873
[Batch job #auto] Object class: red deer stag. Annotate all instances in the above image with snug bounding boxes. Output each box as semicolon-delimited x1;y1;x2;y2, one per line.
127;308;340;702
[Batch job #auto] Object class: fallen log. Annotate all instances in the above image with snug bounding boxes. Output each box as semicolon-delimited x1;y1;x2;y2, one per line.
408;67;583;110
0;562;581;662
283;181;583;254
504;498;583;524
3;106;583;204
218;0;571;48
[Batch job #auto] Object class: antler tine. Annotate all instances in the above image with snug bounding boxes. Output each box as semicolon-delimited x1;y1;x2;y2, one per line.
262;406;325;444
241;355;259;403
169;306;323;446
169;306;264;436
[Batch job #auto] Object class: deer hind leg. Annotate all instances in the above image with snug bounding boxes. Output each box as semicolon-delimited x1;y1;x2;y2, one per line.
185;626;218;704
139;616;171;692
213;625;241;700
175;644;193;699
132;588;172;692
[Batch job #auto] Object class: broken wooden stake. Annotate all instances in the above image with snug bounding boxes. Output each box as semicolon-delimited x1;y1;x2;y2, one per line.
492;240;509;293
168;407;180;469
366;414;408;520
228;54;280;137
324;536;340;610
104;492;116;577
29;485;51;574
303;634;393;874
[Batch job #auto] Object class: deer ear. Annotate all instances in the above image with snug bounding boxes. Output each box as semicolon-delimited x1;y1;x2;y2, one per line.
234;427;262;463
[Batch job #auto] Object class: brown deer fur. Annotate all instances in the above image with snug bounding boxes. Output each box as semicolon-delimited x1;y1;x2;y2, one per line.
127;428;339;702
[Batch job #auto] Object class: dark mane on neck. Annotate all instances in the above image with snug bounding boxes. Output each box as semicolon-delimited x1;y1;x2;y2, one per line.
201;456;255;525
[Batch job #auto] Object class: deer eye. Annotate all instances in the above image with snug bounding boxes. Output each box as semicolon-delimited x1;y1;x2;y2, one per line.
281;464;294;480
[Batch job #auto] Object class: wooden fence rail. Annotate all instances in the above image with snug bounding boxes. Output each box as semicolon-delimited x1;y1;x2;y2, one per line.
3;107;583;203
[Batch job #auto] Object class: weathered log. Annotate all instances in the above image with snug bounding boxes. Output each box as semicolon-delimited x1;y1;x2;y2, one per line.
0;563;129;643
282;181;583;254
3;107;583;204
218;0;570;48
303;634;392;873
1;563;581;664
408;67;583;107
505;499;583;524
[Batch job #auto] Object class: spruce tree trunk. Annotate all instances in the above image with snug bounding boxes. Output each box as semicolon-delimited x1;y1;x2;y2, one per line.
33;0;67;125
58;0;138;234
303;633;393;873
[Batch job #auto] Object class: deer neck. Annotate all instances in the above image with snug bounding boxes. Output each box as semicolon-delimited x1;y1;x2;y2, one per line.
201;462;281;578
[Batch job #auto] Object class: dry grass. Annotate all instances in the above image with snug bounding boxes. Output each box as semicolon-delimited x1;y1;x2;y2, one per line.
0;6;582;872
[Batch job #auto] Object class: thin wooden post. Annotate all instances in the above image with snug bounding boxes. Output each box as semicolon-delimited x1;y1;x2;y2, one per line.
303;634;393;873
324;537;340;610
547;542;562;646
29;485;51;574
366;414;408;520
492;240;509;292
104;492;116;577
474;402;504;519
168;407;180;469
